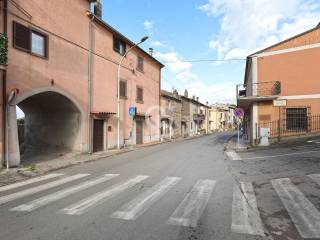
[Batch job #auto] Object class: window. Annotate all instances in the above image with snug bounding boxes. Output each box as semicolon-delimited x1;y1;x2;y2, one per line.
136;86;144;103
113;36;126;55
120;80;127;98
31;31;46;56
286;108;308;131
137;56;144;72
13;21;48;58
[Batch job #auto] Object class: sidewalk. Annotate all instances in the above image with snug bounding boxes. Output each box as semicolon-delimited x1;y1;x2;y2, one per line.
224;134;250;152
0;133;209;186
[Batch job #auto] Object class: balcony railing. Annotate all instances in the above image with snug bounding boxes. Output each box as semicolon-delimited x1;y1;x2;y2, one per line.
237;81;281;99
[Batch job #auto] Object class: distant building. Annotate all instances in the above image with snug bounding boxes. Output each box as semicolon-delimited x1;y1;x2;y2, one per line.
160;89;210;139
208;104;236;132
160;90;182;140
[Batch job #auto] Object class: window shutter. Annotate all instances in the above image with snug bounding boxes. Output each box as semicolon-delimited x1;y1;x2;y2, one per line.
13;21;30;52
137;87;143;101
120;81;126;97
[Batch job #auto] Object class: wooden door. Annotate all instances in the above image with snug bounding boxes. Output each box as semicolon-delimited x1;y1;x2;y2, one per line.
136;120;143;144
93;119;104;152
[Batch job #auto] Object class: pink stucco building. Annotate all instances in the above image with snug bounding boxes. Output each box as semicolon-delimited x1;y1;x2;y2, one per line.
0;0;163;167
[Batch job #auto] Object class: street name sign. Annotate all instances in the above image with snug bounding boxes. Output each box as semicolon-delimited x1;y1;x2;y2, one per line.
273;99;287;107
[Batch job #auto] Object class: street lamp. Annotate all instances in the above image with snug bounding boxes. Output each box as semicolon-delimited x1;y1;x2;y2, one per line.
117;36;149;149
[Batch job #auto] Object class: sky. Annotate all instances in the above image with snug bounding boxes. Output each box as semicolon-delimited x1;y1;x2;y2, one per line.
101;0;320;105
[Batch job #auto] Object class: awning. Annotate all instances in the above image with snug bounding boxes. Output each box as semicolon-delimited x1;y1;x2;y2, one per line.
91;111;116;119
134;112;152;120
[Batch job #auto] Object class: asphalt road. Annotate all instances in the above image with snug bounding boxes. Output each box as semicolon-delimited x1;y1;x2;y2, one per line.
0;133;320;240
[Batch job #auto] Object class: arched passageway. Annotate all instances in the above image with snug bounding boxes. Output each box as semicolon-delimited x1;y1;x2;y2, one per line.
17;91;82;161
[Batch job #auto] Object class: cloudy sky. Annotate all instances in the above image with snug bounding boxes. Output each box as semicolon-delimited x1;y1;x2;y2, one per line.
102;0;320;105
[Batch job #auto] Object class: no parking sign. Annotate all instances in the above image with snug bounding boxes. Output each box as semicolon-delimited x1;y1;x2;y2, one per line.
234;108;244;118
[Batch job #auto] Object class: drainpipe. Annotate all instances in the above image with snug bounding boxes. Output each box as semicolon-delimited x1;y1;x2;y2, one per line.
2;0;8;168
87;13;94;153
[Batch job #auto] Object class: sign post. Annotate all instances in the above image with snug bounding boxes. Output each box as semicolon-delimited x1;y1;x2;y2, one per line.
234;108;244;149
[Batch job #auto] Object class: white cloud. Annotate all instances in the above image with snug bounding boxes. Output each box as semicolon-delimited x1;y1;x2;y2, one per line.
176;70;199;83
199;0;320;59
150;40;165;47
154;51;192;72
184;81;236;104
143;20;154;30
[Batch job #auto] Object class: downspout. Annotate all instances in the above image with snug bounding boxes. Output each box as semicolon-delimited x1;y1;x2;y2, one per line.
2;0;8;168
87;13;94;153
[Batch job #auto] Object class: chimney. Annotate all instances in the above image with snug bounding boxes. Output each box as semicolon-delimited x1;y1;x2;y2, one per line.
206;101;209;105
94;0;102;18
149;48;154;56
184;89;188;97
196;97;199;102
192;95;195;100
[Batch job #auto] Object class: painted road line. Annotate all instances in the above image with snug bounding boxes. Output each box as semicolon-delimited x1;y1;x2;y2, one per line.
167;179;216;227
226;151;241;161
243;150;320;160
271;178;320;239
0;174;89;205
0;173;64;193
111;177;181;220
308;174;320;186
231;182;265;236
10;174;119;212
60;175;148;215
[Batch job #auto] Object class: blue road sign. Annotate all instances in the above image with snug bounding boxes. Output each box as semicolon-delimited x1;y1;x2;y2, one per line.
129;107;137;116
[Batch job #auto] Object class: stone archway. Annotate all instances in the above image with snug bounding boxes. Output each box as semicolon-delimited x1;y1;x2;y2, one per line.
7;88;85;166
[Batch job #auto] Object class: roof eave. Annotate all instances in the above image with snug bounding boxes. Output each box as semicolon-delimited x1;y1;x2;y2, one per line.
88;13;165;68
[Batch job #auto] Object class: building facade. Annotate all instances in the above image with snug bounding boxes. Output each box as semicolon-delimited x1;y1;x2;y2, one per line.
238;23;320;145
0;0;163;167
160;90;182;140
208;104;236;132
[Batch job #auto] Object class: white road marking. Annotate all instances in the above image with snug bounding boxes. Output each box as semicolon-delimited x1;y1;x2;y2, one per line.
167;179;216;227
60;175;148;215
308;174;320;186
111;177;181;220
226;151;241;161
10;174;119;212
0;174;89;205
243;150;320;160
231;182;265;236
0;173;64;193
271;178;320;239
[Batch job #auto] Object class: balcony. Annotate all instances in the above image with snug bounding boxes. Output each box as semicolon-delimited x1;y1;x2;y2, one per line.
193;113;205;121
237;81;281;108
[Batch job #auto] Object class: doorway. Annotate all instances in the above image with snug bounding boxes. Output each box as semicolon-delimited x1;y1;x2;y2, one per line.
136;120;143;145
93;119;104;152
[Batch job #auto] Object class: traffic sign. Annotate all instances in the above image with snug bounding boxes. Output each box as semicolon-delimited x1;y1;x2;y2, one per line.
234;108;244;118
129;107;136;116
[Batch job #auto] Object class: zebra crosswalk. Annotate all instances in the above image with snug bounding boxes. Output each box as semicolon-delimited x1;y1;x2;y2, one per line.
1;172;320;239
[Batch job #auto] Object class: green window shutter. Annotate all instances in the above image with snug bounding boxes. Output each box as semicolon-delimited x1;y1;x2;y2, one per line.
0;33;8;66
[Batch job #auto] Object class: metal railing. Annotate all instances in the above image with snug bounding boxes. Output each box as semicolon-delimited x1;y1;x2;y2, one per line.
257;114;320;139
237;81;281;98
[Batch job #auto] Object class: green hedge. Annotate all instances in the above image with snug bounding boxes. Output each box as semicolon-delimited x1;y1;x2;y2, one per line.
0;33;8;66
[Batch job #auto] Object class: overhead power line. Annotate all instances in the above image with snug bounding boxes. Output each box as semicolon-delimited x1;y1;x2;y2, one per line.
163;58;246;63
